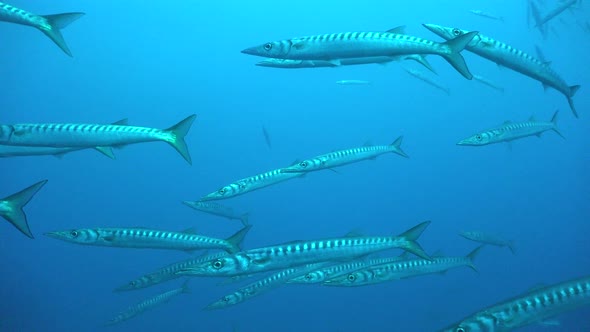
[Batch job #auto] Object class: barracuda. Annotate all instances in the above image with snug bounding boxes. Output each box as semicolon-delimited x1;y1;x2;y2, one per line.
459;231;515;254
472;74;504;93
115;252;229;292
183;200;249;225
177;221;431;277
0;180;47;239
440;275;590;332
403;67;450;95
105;281;190;326
199;164;305;201
457;111;563;146
0;2;84;56
242;30;478;79
206;263;325;310
533;0;578;28
423;24;581;117
45;225;251;254
281;137;408;173
0;145;115;159
324;246;482;287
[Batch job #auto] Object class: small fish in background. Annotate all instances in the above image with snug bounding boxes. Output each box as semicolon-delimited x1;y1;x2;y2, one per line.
0;145;115;159
472;74;505;93
457;111;564;147
105;281;190;326
182;200;249;225
469;9;505;22
335;80;371;85
459;231;516;254
0;2;84;56
0;180;47;239
262;125;272;149
403;67;450;95
534;0;578;29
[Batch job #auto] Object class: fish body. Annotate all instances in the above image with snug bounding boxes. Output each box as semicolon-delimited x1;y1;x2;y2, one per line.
403;67;450;95
535;0;577;28
262;125;272;149
469;10;504;21
0;115;196;164
423;24;580;117
183;200;249;225
459;231;515;254
177;221;431;277
336;80;371;85
0;2;84;56
200;166;305;201
440;275;590;332
242;30;478;79
105;282;190;326
324;246;482;287
0;145;115;159
281;137;407;173
472;74;505;93
45;225;251;254
0;180;47;238
457;111;563;146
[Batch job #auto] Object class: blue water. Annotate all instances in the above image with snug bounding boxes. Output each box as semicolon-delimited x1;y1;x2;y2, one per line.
1;0;589;331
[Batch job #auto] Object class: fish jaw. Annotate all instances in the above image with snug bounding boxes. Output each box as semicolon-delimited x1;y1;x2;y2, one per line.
204;294;239;310
423;24;470;42
44;229;89;243
241;41;284;58
456;133;491;146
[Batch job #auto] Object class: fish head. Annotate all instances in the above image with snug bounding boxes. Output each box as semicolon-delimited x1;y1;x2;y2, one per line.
289;271;325;284
201;183;240;201
113;275;155;292
281;158;323;173
0;125;14;142
241;39;293;58
179;255;245;277
205;293;241;310
439;313;499;332
323;271;368;287
422;24;473;41
456;131;493;146
44;229;98;244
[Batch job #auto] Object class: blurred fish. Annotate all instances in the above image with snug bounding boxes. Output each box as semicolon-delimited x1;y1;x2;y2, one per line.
534;44;548;63
457;111;563;147
183;200;249;225
403;67;450;95
469;9;504;21
534;0;578;28
281;137;407;173
439;275;590;332
0;115;196;164
0;145;114;159
531;1;550;39
105;281;190;326
241;29;478;79
423;24;580;117
45;225;251;254
459;231;516;254
262;125;272;149
177;221;431;278
335;80;371;85
0;2;84;56
0;180;47;238
472;74;505;93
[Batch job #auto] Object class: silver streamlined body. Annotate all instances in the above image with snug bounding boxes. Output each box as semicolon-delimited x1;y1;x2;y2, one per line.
440;275;590;332
177;221;431;278
0;180;47;239
183;200;249;226
199;164;305;201
468;10;504;21
533;0;577;28
281;137;408;173
45;225;251;254
472;74;505;93
0;145;115;159
336;80;371;85
0;2;84;56
403;67;450;95
115;252;229;292
0;115;196;164
423;24;581;117
457;111;563;146
242;29;479;79
105;281;190;326
324;246;482;287
459;231;516;254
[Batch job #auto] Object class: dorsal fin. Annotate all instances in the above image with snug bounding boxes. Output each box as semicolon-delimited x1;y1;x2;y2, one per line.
112;118;129;126
344;229;364;237
503;120;512;125
182;228;198;234
363;140;373;147
528;115;536;122
386;25;406;34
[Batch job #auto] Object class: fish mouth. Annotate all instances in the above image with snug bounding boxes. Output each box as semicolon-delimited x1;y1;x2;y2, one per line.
44;231;61;239
422;23;442;34
456;139;470;146
240;47;260;56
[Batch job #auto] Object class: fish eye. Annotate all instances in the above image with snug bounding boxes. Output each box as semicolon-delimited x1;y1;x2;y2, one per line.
452;28;461;36
212;260;224;269
304;274;312;280
129;281;136;286
456;328;466;332
70;230;79;237
299;162;307;167
475;135;482;140
263;43;273;51
347;274;356;282
223;296;230;302
218;188;226;194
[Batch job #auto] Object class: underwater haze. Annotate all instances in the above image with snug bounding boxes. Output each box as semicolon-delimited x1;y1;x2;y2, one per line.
1;0;589;331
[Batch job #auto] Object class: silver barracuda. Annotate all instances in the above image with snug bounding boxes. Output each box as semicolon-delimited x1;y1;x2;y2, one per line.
205;263;326;310
199;163;305;201
459;231;515;254
336;80;371;85
177;221;431;278
281;137;408;173
472;74;505;93
115;252;229;292
45;225;251;254
423;24;581;117
241;29;478;79
105;281;190;326
469;10;504;22
533;0;578;28
0;115;196;164
0;145;115;159
403;67;450;95
183;200;249;225
323;246;482;287
0;2;84;56
457;111;563;146
440;275;590;332
0;180;47;239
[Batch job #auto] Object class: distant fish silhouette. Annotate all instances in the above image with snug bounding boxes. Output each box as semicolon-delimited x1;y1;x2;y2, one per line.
262;125;272;149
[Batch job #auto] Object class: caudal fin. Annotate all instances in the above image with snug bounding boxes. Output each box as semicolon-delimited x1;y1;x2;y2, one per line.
440;31;478;80
465;245;484;272
507;241;516;255
567;85;581;118
391;136;409;158
403;54;437;74
549;110;565;139
239;213;250;226
165;114;197;165
39;13;85;57
225;225;252;253
395;220;431;260
180;280;191;294
0;180;48;238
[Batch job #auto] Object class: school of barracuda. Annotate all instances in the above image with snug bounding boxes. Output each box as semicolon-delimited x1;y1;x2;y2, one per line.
1;0;588;330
